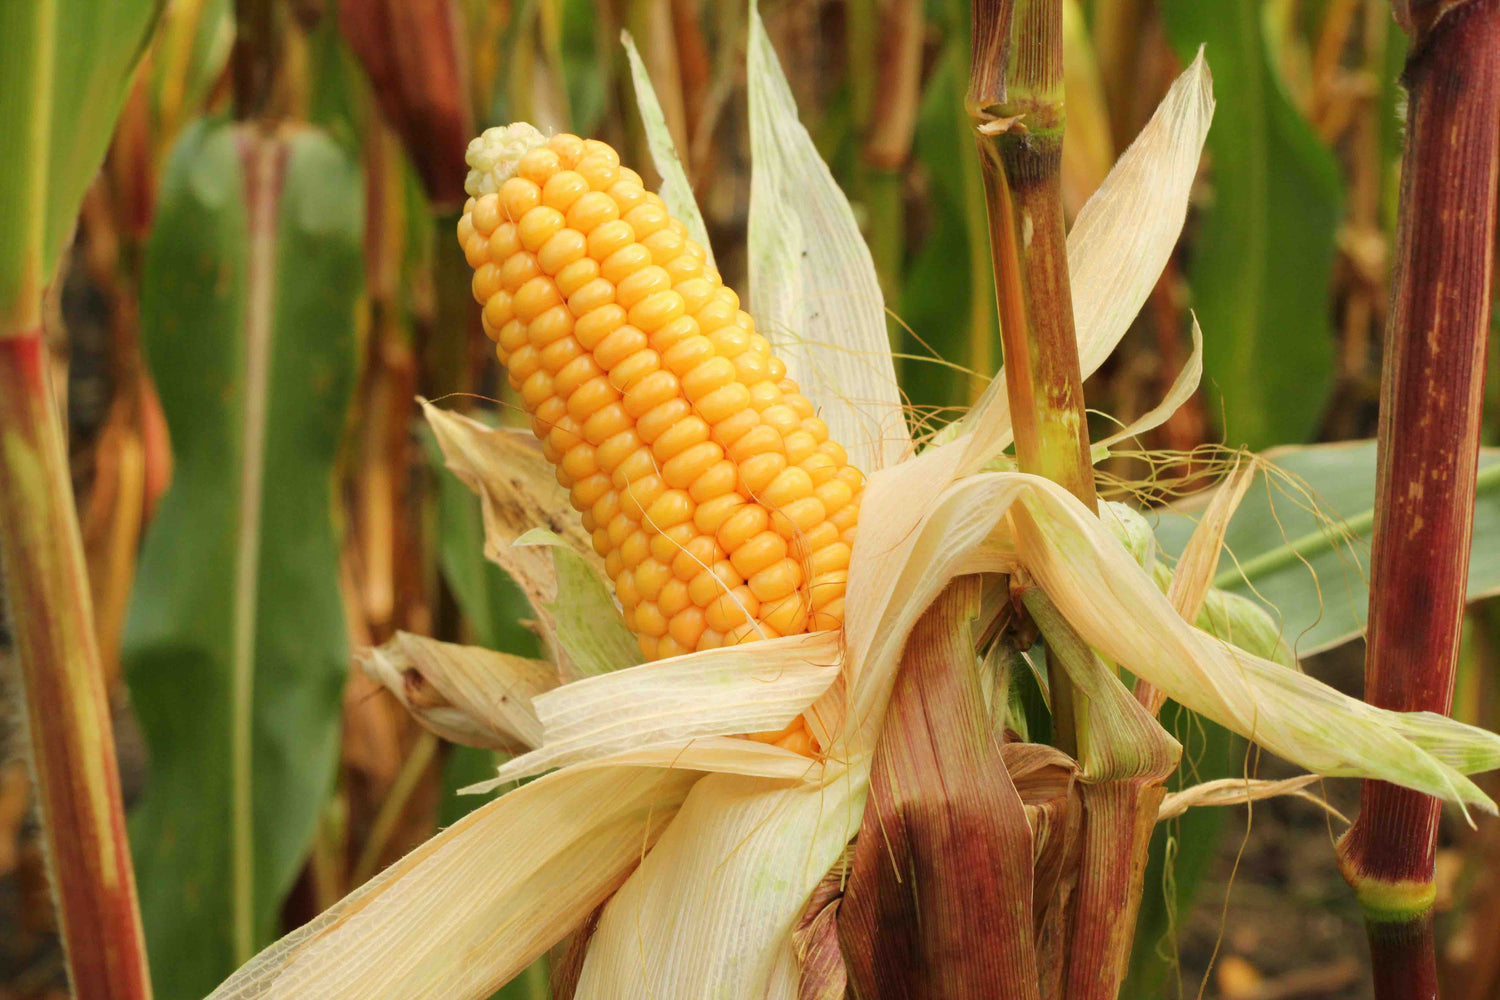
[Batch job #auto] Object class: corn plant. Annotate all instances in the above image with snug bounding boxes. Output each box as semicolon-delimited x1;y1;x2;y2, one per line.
184;3;1500;998
0;3;159;999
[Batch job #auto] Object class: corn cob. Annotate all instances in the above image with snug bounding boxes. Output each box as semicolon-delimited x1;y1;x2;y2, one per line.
458;124;861;666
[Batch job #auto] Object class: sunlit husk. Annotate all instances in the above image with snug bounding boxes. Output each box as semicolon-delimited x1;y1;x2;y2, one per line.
745;6;907;474
573;767;866;998
205;767;696;1000
482;631;841;784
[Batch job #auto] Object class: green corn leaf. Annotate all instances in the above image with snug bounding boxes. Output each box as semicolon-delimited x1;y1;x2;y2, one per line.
513;527;640;676
0;0;158;320
1152;442;1500;657
125;119;362;999
1160;0;1343;449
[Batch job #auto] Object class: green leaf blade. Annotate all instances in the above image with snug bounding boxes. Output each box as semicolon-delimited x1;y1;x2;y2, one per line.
1153;442;1500;657
125;119;362;1000
1161;0;1343;449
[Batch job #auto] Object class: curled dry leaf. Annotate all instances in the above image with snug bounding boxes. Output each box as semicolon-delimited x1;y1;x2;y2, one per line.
484;631;842;785
357;631;556;753
1168;457;1256;623
1156;775;1347;824
423;401;601;670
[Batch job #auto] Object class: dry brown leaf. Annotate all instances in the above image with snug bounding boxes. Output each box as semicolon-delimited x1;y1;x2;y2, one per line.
423;401;600;671
358;631;556;753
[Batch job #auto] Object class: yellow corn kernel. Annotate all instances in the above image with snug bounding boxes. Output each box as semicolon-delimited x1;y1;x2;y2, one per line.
459;123;863;674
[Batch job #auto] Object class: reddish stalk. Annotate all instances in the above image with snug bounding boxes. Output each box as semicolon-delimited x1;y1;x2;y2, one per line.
0;334;153;1000
969;4;1171;997
1335;1;1500;996
969;0;1094;760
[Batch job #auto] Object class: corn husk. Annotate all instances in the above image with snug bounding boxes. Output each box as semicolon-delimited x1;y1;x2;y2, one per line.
206;767;696;999
357;631;553;752
513;528;639;676
478;632;841;785
745;5;907;474
620;31;714;269
838;579;1042;999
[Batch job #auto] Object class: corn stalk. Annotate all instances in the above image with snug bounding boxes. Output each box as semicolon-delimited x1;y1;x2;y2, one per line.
969;2;1167;996
1336;1;1500;995
0;2;157;997
969;0;1096;754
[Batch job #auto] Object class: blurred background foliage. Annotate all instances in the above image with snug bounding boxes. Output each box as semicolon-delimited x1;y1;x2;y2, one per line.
1;1;1498;999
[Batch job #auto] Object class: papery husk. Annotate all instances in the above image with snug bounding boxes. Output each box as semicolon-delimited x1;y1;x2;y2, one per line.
572;764;865;998
480;631;842;785
204;766;697;1000
1006;478;1500;809
1167;458;1255;623
1092;317;1204;454
839;578;1042;1000
357;630;555;752
745;3;907;473
1157;774;1343;823
423;401;603;675
621;31;715;268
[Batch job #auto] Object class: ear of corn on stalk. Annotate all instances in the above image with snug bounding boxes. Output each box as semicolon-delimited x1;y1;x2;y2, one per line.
458;123;862;665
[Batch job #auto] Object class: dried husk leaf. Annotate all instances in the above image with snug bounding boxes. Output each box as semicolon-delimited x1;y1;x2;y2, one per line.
423;401;599;672
1156;775;1344;823
479;631;842;784
1168;457;1255;623
573;765;866;998
525;736;819;782
1008;481;1500;809
746;3;908;473
357;631;554;752
204;766;697;1000
1092;316;1204;454
847;446;1500;807
839;579;1042;1000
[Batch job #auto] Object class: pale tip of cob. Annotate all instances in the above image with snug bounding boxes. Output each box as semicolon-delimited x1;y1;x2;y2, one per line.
464;123;549;197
